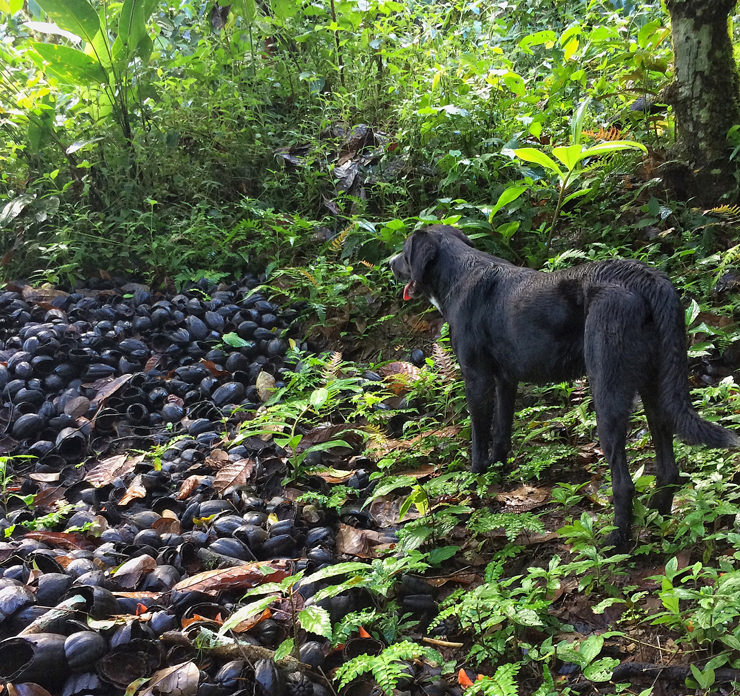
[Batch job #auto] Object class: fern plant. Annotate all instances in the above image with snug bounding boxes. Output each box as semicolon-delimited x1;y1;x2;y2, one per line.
334;641;443;695
465;663;521;695
430;560;560;665
468;510;545;542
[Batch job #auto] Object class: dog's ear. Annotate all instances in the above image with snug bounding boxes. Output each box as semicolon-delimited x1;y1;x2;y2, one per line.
406;231;439;282
446;226;474;247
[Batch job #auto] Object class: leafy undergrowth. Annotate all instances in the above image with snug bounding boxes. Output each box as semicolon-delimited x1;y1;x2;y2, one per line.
201;299;740;695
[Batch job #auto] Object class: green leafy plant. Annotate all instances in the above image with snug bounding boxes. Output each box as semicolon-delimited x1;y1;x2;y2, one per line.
505;100;647;253
555;634;621;683
335;641;444;696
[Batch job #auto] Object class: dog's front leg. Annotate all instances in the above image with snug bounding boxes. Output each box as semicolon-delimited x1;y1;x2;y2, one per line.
491;379;517;466
463;372;496;474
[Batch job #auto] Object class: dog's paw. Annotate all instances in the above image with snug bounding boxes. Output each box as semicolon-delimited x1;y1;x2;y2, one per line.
649;489;675;516
603;527;631;553
470;459;492;474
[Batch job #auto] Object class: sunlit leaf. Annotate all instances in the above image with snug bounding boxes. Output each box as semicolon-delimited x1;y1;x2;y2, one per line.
32;42;107;85
511;148;563;178
33;0;99;42
488;184;527;221
298;605;332;638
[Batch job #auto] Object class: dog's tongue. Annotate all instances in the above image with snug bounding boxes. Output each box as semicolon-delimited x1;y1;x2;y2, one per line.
403;281;416;301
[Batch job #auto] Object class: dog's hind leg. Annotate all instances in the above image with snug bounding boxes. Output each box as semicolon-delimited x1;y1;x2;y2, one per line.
584;287;647;548
641;382;679;515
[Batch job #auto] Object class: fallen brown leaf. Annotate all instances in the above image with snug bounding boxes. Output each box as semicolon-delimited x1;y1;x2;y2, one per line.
200;360;229;378
140;661;199;696
369;495;420;527
298;424;363;452
205;449;230;469
152;517;181;535
366;426;461;457
231;607;271;633
213;459;257;495
89;374;133;406
22;531;95;550
497;484;550;512
310;468;354;485
113;555;157;589
86;454;146;488
145;354;164;373
119;474;147;505
172;560;292;595
177;475;206;500
335;523;396;558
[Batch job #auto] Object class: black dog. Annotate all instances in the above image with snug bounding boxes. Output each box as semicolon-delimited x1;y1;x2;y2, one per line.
390;225;738;546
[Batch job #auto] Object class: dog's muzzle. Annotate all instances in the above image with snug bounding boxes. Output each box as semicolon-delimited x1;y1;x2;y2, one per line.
388;253;418;300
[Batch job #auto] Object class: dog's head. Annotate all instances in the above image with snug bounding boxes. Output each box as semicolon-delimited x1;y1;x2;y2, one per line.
389;225;473;300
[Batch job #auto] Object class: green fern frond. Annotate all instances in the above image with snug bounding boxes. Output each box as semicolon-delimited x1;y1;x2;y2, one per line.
335;641;443;695
714;243;740;287
467;663;522;696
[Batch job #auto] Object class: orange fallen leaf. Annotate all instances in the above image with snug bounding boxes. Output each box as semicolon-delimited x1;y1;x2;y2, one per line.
458;669;474;687
232;607;272;633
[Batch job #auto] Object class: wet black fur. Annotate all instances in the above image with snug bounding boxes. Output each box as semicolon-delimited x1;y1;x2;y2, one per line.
390;225;738;547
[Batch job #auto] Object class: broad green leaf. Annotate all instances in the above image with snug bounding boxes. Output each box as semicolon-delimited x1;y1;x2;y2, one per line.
222;332;249;347
427;546;458;565
271;0;296;20
135;34;153;63
552;144;583;171
303;562;368;585
400;485;428;521
28;111;53;153
496;221;520;241
9;0;23;12
32;42;107;85
488;185;527;221
583;657;619;682
503;71;525;96
233;0;257;23
562;188;591;205
274;638;294;661
23;21;82;42
242;582;288;598
119;0;146;57
580;141;647;159
312;577;364;603
580;635;603;664
219;596;275;633
720;633;740;651
304;439;351;454
66;137;100;154
310;387;329;410
571;97;591;145
512;148;563;178
519;29;556;51
563;37;579;60
34;0;99;42
298;605;332;638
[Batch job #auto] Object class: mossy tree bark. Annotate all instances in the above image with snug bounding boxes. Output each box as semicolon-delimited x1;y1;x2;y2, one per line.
664;0;740;205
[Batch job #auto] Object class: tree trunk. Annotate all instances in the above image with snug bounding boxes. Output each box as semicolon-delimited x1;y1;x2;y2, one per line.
664;0;740;205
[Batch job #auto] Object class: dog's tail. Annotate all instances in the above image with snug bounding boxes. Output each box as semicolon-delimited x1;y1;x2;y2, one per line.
647;273;738;449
